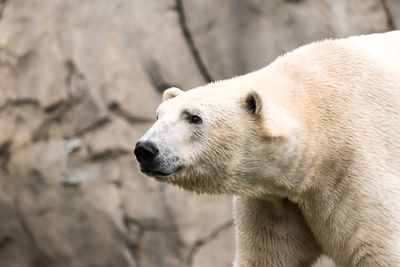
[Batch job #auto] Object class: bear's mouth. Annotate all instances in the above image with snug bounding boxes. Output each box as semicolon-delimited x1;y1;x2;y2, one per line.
144;170;170;177
142;166;184;180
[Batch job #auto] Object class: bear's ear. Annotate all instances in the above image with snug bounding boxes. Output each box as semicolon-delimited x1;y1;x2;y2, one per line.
241;90;299;138
241;90;262;116
163;87;183;101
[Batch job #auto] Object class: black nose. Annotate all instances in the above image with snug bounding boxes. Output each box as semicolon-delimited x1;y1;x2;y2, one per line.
134;141;159;164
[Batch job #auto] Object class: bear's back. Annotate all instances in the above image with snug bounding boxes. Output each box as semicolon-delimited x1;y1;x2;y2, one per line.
271;31;400;177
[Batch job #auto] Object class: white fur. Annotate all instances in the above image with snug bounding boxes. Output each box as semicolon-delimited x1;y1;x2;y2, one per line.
138;31;400;266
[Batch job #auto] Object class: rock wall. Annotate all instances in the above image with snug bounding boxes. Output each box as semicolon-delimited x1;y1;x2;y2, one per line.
0;0;398;266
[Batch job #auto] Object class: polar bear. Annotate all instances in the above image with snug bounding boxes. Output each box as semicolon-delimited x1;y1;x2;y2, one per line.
134;31;400;267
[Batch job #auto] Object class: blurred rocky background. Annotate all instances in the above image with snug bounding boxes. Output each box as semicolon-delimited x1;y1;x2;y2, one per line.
0;0;398;266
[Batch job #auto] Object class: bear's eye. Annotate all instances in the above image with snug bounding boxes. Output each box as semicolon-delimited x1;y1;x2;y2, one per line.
188;114;202;124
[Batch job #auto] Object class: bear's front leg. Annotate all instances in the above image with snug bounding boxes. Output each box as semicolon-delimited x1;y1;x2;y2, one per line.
233;197;321;267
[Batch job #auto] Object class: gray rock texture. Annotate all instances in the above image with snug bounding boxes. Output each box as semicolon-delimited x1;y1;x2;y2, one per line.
0;0;398;266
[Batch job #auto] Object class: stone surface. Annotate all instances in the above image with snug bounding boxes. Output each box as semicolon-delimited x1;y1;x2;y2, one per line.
384;0;400;29
163;186;233;245
192;222;234;267
0;0;398;266
183;0;392;80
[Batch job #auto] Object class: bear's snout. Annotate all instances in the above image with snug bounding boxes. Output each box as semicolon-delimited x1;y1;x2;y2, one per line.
134;140;159;165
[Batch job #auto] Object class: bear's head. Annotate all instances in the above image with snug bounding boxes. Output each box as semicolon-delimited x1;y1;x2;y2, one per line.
134;78;304;197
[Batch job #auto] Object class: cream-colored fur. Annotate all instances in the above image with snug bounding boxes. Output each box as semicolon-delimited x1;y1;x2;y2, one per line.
137;31;400;266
